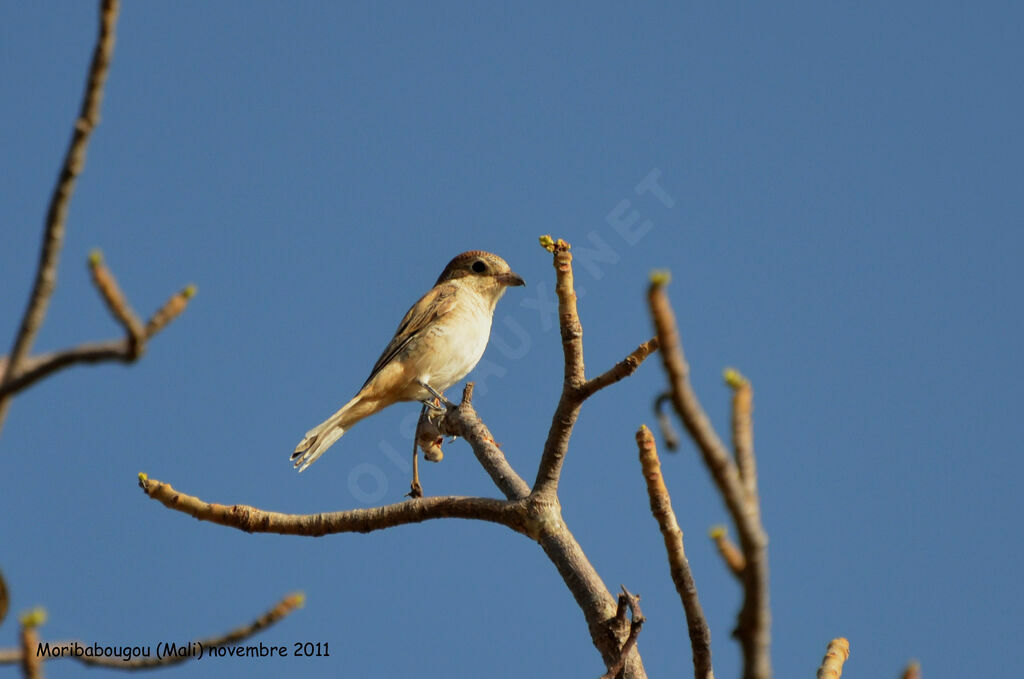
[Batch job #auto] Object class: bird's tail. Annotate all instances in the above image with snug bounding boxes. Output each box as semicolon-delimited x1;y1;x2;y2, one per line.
291;394;370;472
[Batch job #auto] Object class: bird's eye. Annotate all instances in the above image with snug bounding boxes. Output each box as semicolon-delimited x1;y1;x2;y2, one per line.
471;260;487;274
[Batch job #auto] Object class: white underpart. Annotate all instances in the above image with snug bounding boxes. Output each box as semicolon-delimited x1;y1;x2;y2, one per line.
415;285;501;396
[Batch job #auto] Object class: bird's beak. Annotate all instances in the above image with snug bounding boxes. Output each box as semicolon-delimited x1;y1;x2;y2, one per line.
497;272;526;287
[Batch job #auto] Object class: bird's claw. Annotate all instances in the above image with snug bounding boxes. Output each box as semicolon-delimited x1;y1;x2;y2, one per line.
407;480;423;499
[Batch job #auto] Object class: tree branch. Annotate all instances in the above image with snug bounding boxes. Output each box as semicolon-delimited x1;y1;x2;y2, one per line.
648;278;771;679
532;237;658;499
725;368;757;501
599;587;645;679
138;474;527;536
653;392;681;451
709;526;745;580
435;383;531;500
636;425;714;679
535;526;646;677
532;237;586;498
88;249;145;346
816;638;850;679
0;594;303;670
0;281;195;399
19;620;42;679
580;338;659;400
0;0;120;434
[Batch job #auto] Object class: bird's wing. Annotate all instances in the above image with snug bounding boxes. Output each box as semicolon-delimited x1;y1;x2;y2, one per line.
360;283;460;389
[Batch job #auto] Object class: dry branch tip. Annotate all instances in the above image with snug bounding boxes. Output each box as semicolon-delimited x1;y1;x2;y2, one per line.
901;660;921;679
88;249;102;266
816;637;850;679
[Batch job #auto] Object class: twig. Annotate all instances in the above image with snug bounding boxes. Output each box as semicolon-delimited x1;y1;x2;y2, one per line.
709;526;745;580
816;638;850;679
0;282;195;399
532;236;659;498
600;586;645;679
636;426;714;679
648;277;771;679
580;338;659;399
0;594;303;670
654;392;680;451
138;474;527;536
725;368;757;500
901;660;921;679
436;383;531;500
20;621;41;679
0;0;121;434
88;249;144;347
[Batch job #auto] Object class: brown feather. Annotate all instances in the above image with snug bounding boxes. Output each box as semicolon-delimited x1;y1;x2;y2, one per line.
360;283;459;389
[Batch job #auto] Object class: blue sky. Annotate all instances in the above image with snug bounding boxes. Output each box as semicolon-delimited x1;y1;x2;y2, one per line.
2;2;1022;678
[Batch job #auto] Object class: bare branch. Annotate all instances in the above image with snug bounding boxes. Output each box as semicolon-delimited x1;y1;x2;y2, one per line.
0;280;195;400
901;660;921;679
725;368;757;500
580;338;659;399
533;519;647;677
636;426;714;679
145;284;197;336
648;278;771;679
0;341;131;398
88;249;145;346
532;238;658;499
600;587;645;679
0;594;303;670
816;638;850;679
654;392;680;451
436;383;531;500
532;237;586;498
20;622;42;679
138;474;527;536
709;526;745;580
0;0;121;434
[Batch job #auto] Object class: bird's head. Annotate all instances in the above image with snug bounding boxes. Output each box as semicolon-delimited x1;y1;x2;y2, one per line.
435;251;525;307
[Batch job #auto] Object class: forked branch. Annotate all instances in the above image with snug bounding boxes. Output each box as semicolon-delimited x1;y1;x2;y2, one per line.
0;0;121;433
0;258;195;399
532;236;659;498
0;0;193;419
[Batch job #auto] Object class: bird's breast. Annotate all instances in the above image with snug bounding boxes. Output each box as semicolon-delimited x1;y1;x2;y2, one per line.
414;297;493;394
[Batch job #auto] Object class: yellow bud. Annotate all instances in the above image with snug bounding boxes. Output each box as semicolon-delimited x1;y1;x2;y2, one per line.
19;607;47;628
649;269;671;286
723;368;748;389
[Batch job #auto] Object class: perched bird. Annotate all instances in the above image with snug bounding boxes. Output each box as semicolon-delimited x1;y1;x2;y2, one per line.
291;251;525;472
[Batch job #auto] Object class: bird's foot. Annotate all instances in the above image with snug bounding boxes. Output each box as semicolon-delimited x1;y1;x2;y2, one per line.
416;380;454;409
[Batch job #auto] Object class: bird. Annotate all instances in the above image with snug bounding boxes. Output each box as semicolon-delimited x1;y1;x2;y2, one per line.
291;250;525;472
